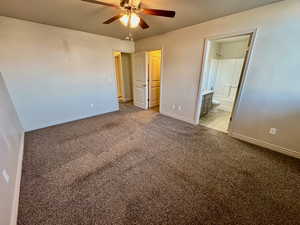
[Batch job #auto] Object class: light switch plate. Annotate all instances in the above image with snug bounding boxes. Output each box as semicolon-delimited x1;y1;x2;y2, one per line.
269;128;277;135
2;169;10;184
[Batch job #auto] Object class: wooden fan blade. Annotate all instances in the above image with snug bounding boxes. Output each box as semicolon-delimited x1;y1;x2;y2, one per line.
81;0;120;9
139;17;149;29
141;8;176;18
103;14;123;24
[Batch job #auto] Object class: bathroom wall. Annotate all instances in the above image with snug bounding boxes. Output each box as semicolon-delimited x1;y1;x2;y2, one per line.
218;39;249;59
202;41;219;92
213;58;245;111
212;38;249;111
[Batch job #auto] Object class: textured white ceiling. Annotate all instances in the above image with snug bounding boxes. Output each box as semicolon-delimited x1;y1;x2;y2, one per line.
0;0;282;40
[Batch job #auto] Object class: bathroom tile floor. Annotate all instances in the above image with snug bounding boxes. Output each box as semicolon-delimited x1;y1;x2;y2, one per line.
199;108;231;132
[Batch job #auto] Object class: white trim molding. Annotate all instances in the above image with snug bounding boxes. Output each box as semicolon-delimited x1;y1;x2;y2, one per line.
119;97;133;103
230;132;300;159
10;133;25;225
194;29;257;125
161;110;196;125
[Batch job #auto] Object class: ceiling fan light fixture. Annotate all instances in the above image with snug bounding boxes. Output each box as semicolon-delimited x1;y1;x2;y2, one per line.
129;13;140;28
120;14;129;26
120;13;140;28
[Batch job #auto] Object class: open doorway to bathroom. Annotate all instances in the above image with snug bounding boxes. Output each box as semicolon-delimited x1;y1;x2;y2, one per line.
198;33;253;132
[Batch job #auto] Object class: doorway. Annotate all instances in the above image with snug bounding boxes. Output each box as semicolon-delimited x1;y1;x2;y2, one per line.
113;51;133;103
197;33;254;132
148;50;161;111
132;49;162;111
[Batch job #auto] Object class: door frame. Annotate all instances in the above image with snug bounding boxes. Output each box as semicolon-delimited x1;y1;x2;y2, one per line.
147;49;163;111
112;50;136;105
194;29;257;132
112;51;125;102
114;53;124;99
133;48;163;112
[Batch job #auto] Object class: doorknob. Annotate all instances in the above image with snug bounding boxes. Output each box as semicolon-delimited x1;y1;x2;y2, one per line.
143;84;147;87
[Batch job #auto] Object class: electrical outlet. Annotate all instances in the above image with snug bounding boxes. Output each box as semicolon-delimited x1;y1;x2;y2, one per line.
172;104;176;110
2;169;9;184
269;128;277;135
90;103;94;108
178;106;182;111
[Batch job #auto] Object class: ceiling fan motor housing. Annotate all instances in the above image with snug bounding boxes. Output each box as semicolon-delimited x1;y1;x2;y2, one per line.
121;0;140;10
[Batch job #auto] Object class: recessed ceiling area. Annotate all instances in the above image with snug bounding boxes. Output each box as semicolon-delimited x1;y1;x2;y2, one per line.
0;0;282;40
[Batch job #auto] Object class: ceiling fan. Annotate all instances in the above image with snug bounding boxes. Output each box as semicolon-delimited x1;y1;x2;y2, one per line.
81;0;176;30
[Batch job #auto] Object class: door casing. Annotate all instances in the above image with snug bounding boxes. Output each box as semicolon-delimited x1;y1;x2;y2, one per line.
195;29;257;133
132;49;163;111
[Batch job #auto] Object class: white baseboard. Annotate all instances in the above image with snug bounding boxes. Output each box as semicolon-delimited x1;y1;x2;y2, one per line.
10;133;25;225
119;97;132;103
229;132;300;159
160;110;196;125
27;106;119;131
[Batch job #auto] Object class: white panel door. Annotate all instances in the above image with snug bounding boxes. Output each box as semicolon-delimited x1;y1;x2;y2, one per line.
149;52;161;108
133;52;148;109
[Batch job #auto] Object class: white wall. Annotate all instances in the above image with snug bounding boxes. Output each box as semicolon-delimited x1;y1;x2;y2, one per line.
218;39;249;59
0;16;134;131
202;41;219;92
136;0;300;156
0;74;24;225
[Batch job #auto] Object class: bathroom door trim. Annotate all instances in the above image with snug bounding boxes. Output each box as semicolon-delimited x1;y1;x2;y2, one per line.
227;32;256;133
194;29;257;128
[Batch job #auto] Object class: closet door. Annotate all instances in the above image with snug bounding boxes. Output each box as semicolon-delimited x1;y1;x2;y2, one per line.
132;52;148;109
149;52;161;108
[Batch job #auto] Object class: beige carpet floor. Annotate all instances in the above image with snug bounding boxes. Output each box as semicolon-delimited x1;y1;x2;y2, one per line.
18;103;300;225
